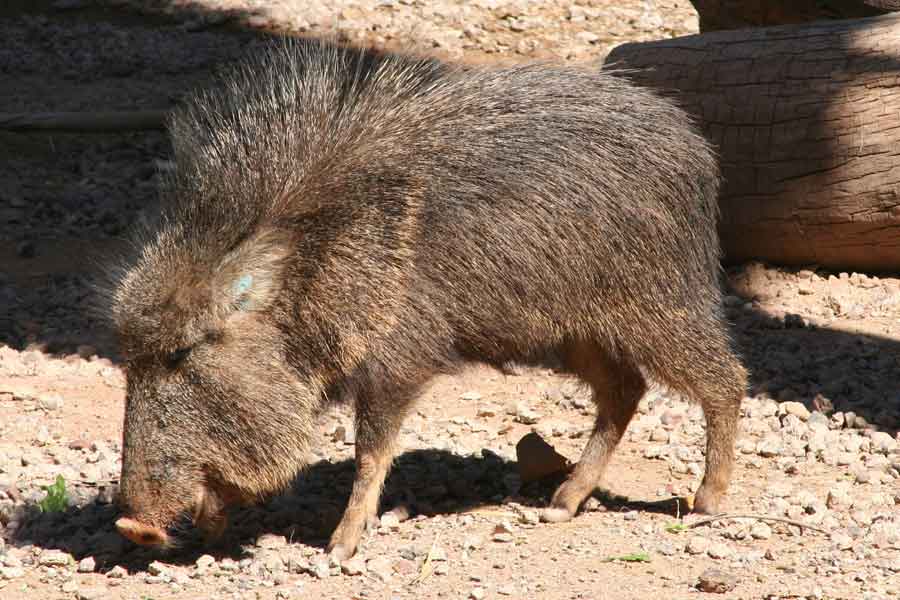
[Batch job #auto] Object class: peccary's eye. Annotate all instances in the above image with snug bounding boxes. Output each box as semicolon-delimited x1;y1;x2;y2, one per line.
165;347;191;369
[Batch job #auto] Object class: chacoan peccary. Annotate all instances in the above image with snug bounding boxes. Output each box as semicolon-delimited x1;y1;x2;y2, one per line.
104;38;747;560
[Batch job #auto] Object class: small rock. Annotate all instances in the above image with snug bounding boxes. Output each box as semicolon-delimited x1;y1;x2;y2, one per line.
106;565;127;579
256;533;287;549
341;555;367;576
0;566;24;580
756;435;783;457
470;587;487;600
39;549;73;567
310;556;330;579
853;466;872;484
870;432;897;454
697;568;738;593
366;556;393;583
380;511;401;530
649;427;669;442
685;536;710;555
831;532;854;550
77;589;103;600
515;402;541;425
147;560;169;576
460;391;482;402
750;522;772;540
61;580;79;593
220;558;241;573
195;554;216;570
519;510;540;525
78;557;96;573
780;402;811;421
38;393;64;411
827;486;853;509
708;543;732;559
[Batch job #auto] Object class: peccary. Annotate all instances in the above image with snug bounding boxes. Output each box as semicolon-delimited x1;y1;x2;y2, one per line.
105;39;747;559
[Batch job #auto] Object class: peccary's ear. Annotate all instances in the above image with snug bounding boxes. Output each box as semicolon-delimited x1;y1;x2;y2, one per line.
212;229;291;316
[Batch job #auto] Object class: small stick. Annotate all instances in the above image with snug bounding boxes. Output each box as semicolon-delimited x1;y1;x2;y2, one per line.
0;110;168;132
409;530;442;586
687;513;829;535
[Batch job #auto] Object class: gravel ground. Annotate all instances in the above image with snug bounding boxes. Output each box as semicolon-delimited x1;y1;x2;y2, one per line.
1;2;899;600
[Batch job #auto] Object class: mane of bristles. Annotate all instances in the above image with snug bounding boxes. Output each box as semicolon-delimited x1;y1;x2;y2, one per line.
95;38;451;336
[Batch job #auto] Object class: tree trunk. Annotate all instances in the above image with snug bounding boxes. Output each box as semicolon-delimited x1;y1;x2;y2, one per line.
687;0;900;32
604;14;900;272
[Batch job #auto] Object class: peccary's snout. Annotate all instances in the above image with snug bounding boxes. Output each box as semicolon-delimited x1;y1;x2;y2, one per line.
115;517;170;547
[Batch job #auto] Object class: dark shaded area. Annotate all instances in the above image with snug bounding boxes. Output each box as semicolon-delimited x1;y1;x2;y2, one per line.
688;0;900;32
5;447;683;573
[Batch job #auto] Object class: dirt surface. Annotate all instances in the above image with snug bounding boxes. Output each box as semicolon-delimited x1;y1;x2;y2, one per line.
1;2;898;600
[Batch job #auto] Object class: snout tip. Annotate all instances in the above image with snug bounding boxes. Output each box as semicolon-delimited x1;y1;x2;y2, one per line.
115;517;169;547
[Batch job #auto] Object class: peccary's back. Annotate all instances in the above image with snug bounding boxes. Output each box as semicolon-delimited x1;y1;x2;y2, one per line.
159;39;723;367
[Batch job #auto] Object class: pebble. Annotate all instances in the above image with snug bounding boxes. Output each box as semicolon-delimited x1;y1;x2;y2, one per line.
470;587;487;600
780;402;811;421
685;536;710;555
38;393;64;411
310;556;330;579
39;549;72;567
77;556;96;573
366;556;393;583
195;554;216;570
750;522;772;540
61;580;79;593
697;568;738;593
147;560;170;576
0;566;24;580
106;566;127;579
341;556;367;576
515;402;541;425
708;543;732;559
756;435;783;457
256;533;288;549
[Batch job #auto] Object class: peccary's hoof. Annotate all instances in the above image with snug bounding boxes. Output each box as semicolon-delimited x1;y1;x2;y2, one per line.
539;507;574;524
327;543;355;563
689;489;723;515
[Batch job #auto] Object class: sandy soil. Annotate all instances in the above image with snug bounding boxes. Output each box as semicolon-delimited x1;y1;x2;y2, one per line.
1;2;898;600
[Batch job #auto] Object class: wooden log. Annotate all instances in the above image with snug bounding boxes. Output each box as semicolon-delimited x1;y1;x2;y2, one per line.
0;110;168;132
687;0;900;32
604;14;900;272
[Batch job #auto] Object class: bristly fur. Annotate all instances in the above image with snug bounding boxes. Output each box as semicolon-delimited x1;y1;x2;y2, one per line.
105;37;747;550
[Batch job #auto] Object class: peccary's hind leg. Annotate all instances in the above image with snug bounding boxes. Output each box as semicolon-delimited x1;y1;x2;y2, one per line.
687;353;745;515
541;342;646;523
327;386;413;562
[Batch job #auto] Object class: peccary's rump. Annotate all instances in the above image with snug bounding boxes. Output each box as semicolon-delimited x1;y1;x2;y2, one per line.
107;39;746;552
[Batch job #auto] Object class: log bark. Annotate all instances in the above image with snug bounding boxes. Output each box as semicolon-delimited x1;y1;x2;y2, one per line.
687;0;900;32
604;14;900;272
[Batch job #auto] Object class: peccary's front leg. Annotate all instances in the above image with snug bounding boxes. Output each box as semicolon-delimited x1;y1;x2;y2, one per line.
327;390;410;562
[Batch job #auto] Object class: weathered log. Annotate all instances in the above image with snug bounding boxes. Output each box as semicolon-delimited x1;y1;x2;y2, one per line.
604;14;900;272
687;0;900;32
0;110;167;132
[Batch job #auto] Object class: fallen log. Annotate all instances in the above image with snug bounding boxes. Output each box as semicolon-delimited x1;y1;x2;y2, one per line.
604;13;900;272
0;110;168;132
687;0;900;32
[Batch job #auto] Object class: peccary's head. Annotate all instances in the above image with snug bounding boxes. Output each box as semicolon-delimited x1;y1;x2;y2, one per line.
108;223;317;548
